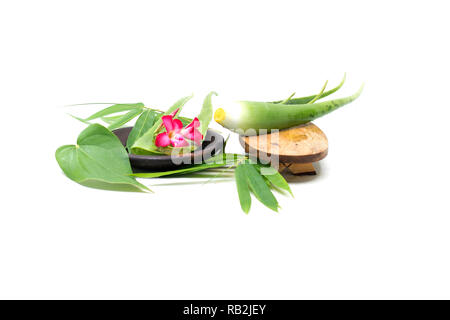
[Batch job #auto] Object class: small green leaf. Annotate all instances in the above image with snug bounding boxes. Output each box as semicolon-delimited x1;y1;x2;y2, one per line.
198;91;218;138
84;103;144;121
258;165;293;196
101;114;126;125
107;107;144;130
126;109;158;150
130;95;193;155
55;124;150;192
235;165;251;214
241;164;278;212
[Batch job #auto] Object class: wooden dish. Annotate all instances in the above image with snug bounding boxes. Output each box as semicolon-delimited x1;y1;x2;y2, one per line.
239;123;328;175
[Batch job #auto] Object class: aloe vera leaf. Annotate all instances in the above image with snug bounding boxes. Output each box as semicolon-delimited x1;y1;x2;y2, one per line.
216;84;363;133
126;109;158;150
83;103;144;121
257;165;293;197
235;165;251;214
55;124;150;192
240;164;278;212
130;95;193;154
272;73;346;104
308;80;328;104
198;91;218;138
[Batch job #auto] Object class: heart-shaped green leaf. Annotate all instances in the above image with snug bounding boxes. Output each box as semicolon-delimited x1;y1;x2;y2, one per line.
55;124;150;192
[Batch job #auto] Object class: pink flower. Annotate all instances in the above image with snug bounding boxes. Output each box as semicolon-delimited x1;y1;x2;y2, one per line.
155;114;203;148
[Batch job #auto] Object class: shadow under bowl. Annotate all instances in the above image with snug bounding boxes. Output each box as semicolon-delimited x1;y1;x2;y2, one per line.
113;127;224;171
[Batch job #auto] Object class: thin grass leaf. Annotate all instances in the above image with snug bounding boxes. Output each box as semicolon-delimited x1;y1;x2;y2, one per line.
68;114;92;125
235;165;251;214
84;103;144;121
257;165;293;197
205;153;247;165
107;107;144;130
65;102;127;107
131;162;230;178
241;164;278;212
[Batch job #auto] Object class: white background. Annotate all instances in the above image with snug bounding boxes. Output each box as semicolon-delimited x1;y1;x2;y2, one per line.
1;0;449;299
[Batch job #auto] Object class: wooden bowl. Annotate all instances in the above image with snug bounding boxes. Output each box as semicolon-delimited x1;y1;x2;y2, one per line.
113;127;224;171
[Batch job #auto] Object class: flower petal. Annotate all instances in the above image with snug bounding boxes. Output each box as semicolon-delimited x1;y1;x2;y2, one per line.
172;119;183;131
169;108;180;118
161;115;174;132
170;134;189;147
155;132;171;147
185;117;200;129
182;127;203;145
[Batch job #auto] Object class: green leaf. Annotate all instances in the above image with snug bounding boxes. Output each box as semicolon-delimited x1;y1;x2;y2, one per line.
126;109;158;150
235;165;251;214
131;162;229;178
240;164;278;212
107;107;144;130
198;91;218;138
84;103;144;121
101;115;125;125
257;165;293;196
55;124;150;192
130;95;193;155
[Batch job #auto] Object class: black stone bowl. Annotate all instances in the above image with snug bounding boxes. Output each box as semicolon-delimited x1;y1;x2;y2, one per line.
113;127;224;171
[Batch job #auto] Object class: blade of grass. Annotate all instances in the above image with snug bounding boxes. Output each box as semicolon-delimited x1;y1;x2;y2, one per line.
131;162;230;178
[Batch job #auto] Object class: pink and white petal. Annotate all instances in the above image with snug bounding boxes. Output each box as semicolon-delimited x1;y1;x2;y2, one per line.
169;108;180;118
155;132;171;147
185;117;200;129
182;127;203;142
161;115;174;132
191;129;203;145
172;119;184;131
170;134;189;147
